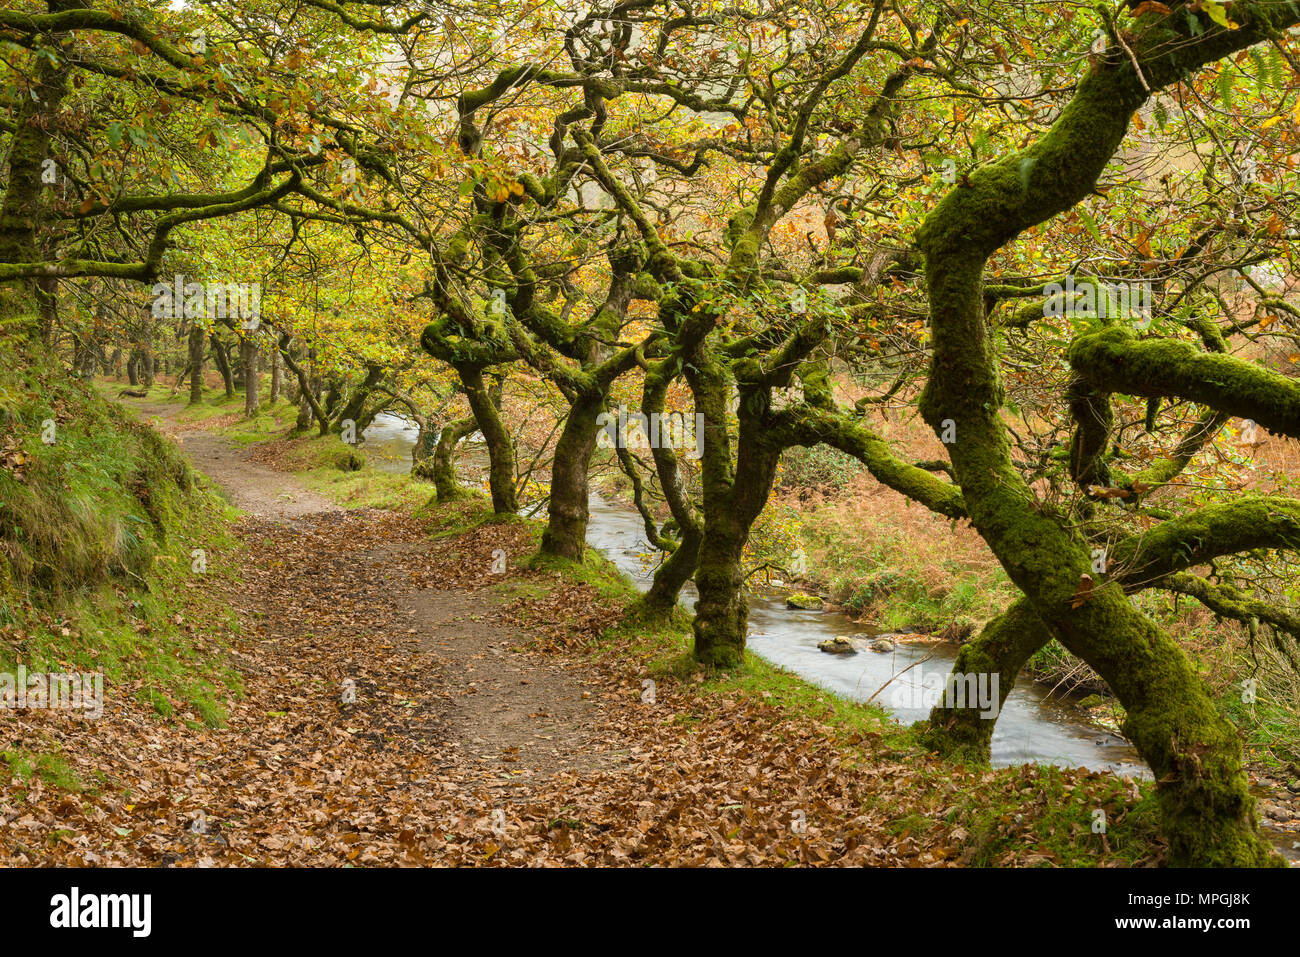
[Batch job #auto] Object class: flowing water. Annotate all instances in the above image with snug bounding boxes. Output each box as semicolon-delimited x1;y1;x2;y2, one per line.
364;411;1300;859
363;412;1145;775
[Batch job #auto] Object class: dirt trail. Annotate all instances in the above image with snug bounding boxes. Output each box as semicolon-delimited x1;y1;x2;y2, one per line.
8;397;1214;867
130;400;612;789
136;403;338;519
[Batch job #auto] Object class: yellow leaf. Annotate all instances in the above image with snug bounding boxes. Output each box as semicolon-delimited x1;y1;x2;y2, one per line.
1201;0;1239;30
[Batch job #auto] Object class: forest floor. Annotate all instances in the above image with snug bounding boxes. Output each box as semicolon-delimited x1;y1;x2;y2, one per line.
6;395;1289;867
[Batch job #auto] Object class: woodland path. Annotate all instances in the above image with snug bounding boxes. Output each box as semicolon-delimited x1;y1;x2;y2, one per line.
3;400;1041;866
136;401;613;791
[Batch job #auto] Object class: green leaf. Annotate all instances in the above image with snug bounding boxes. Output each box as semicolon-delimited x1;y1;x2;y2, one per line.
1153;99;1168;130
1077;207;1103;243
1217;69;1235;107
1201;0;1239;29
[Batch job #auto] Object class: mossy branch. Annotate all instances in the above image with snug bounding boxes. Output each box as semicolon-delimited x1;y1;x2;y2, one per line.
1069;327;1300;440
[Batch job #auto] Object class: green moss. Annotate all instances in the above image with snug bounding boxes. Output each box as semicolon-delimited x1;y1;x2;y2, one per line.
1;747;88;794
1069;326;1300;439
526;545;640;605
959;766;1162;867
1;332;244;761
913;29;1289;863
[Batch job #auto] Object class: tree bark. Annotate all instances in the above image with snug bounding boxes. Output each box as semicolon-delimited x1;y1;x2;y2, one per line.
539;391;603;560
269;347;281;403
458;365;515;514
34;276;57;346
187;322;205;405
140;316;155;388
241;336;259;418
211;334;235;398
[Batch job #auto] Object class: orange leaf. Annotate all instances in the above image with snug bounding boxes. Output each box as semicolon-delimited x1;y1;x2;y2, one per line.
1130;1;1173;16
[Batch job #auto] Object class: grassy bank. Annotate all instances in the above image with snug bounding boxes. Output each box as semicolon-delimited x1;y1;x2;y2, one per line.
757;440;1300;781
2;338;243;793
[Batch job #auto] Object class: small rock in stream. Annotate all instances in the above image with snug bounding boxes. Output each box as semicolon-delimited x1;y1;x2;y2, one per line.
817;636;857;655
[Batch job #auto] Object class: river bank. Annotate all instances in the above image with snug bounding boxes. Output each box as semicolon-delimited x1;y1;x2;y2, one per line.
362;412;1146;774
42;387;1288;866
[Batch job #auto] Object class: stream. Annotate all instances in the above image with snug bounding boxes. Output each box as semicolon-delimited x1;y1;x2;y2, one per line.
363;412;1147;776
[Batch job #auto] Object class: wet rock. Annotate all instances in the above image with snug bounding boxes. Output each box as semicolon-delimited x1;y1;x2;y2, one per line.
817;636;857;656
786;593;823;610
869;637;895;653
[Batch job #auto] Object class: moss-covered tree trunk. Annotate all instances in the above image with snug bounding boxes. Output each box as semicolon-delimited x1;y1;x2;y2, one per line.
913;11;1295;864
429;414;475;499
136;311;154;388
75;332;97;378
187;322;205;405
685;358;781;667
0;17;71;287
408;413;435;472
241;337;259;418
540;391;603;561
333;364;383;436
635;360;704;615
211;334;235;398
458;364;516;514
920;598;1047;762
268;348;281;403
640;526;701;614
34;276;58;347
691;512;751;668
